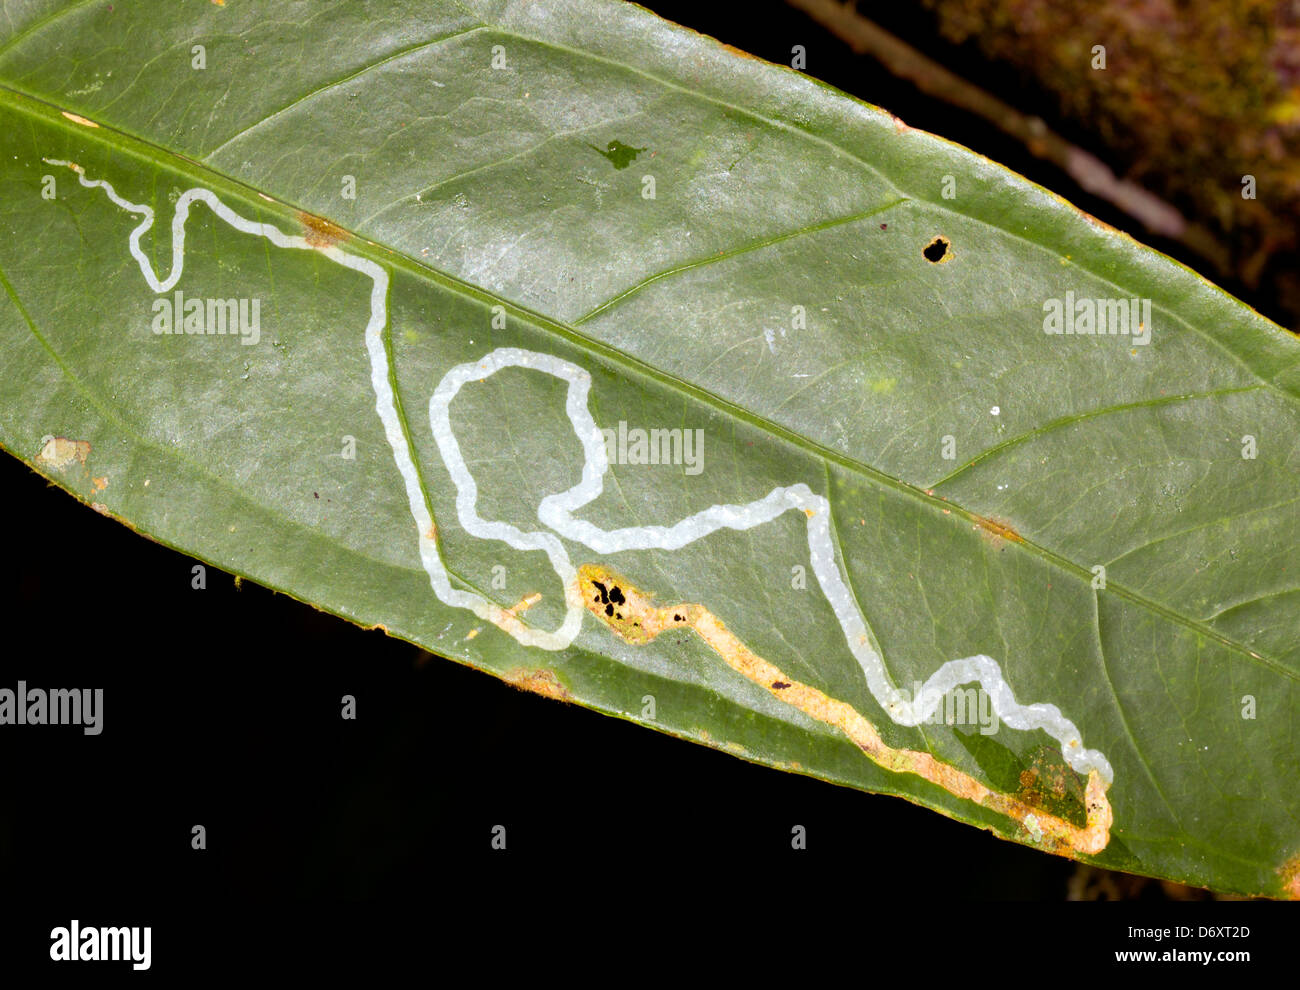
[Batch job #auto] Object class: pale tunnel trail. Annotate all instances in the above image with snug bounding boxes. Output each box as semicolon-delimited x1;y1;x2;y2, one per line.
46;160;1115;806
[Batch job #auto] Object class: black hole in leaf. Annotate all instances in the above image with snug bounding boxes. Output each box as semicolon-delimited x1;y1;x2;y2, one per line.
923;236;950;263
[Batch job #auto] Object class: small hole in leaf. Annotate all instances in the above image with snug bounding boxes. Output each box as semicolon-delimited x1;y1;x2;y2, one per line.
923;236;951;263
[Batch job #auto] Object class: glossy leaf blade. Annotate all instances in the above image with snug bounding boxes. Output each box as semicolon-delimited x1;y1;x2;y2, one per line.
0;0;1297;896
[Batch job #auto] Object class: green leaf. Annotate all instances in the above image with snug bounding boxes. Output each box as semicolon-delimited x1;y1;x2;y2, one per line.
1;0;1297;897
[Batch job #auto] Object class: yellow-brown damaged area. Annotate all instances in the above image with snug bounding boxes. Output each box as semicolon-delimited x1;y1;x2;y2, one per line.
298;211;349;249
60;111;98;128
973;514;1024;548
35;437;90;470
578;563;1113;857
1279;851;1300;900
504;667;573;702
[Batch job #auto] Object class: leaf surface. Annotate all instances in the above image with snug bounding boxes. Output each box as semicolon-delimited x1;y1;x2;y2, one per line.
1;0;1297;895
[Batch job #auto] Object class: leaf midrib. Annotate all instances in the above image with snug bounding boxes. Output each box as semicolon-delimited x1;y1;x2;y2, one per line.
2;81;1295;685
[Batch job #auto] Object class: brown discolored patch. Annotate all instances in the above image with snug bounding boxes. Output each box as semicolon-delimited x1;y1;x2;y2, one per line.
504;667;572;702
1279;851;1300;900
577;561;1112;857
973;514;1023;547
1016;746;1087;828
91;476;108;492
297;211;349;249
35;437;91;470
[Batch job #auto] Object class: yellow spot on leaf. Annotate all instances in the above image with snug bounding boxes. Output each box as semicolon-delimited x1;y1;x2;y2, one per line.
60;111;98;128
507;593;542;616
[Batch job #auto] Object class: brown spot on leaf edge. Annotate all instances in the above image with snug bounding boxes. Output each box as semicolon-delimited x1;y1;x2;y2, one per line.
1280;851;1300;900
504;667;572;702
